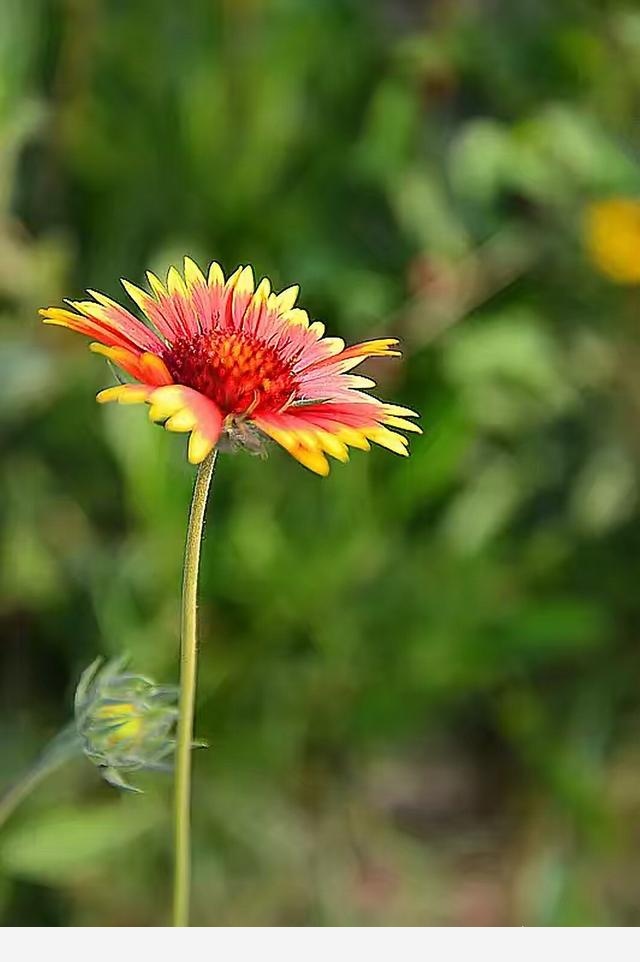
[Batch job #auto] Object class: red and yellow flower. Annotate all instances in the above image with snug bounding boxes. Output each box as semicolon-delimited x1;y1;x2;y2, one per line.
40;259;420;474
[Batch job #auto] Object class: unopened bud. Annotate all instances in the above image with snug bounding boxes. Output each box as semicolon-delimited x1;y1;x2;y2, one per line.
74;657;179;793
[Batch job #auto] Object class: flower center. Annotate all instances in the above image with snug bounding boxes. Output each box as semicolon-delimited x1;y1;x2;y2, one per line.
163;331;297;415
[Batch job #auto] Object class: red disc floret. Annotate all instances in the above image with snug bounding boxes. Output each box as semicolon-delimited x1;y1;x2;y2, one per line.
163;331;297;416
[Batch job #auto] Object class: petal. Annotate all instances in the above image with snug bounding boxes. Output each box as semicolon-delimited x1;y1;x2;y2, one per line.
383;403;421;418
334;427;371;451
231;265;255;328
121;278;178;342
138;352;174;386
287;443;330;476
167;266;188;298
364;426;409;456
255;417;331;476
188;428;217;464
40;306;149;355
274;285;299;313
182;258;224;334
257;396;418;462
144;272;194;339
304;337;402;375
314;430;350;462
279;308;309;328
218;265;243;330
384;415;422;433
97;384;153;405
184;256;206;289
89;343;144;380
89;345;173;387
292;335;345;373
97;382;223;463
147;385;224;464
243;278;272;337
146;271;167;301
207;261;225;288
82;292;165;352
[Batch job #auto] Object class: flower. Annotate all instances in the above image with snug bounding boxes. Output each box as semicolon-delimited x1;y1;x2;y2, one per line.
40;259;420;474
74;657;180;793
584;198;640;285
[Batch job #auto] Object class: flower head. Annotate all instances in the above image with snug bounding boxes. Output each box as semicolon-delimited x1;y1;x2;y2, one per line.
40;259;420;474
74;657;179;793
584;197;640;285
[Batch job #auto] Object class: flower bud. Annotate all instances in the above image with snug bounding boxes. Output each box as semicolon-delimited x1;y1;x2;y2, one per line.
74;657;179;792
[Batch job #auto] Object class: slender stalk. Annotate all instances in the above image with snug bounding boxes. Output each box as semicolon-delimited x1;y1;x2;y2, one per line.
173;449;218;927
0;725;79;830
0;763;53;829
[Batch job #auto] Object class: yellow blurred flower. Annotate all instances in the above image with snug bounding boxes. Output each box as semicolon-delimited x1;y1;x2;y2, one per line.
585;197;640;284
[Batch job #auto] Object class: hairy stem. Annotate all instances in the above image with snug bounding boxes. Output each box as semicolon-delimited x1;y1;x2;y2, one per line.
172;449;217;927
0;725;80;830
0;763;52;830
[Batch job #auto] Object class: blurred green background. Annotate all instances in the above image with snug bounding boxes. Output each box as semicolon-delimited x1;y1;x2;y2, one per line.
3;0;640;926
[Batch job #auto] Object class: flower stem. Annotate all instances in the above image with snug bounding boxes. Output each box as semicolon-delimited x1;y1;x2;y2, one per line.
0;760;56;829
173;449;217;927
0;724;80;830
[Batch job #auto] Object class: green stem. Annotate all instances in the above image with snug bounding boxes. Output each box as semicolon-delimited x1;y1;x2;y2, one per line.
172;449;217;927
0;725;79;830
0;764;51;830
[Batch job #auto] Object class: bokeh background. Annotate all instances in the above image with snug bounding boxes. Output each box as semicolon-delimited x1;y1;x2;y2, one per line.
3;0;640;926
